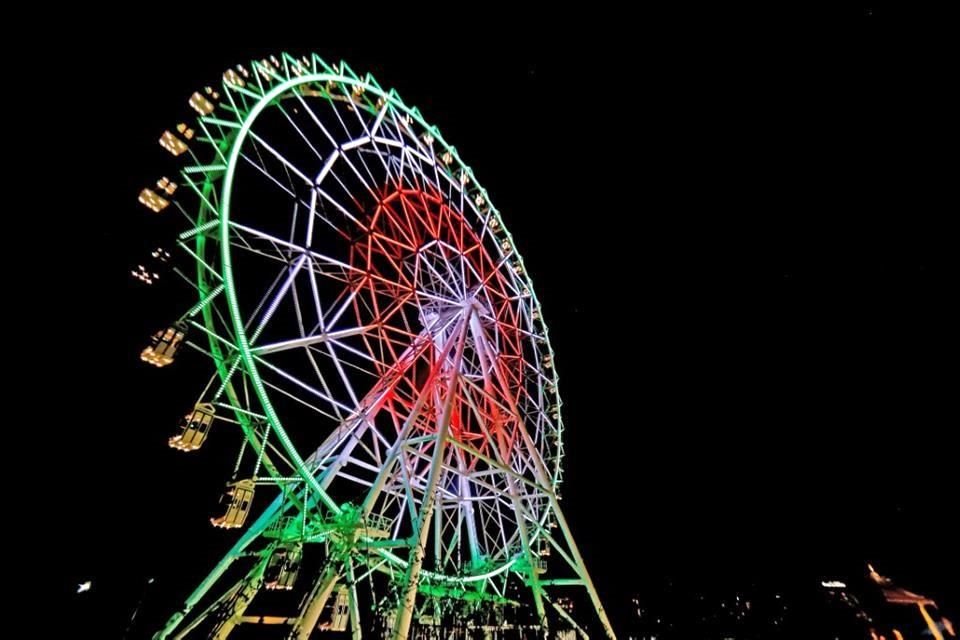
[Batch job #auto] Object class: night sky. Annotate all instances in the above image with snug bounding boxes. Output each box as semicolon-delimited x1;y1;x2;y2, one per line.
32;6;955;637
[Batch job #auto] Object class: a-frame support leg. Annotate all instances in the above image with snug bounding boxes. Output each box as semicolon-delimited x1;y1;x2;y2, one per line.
209;555;269;640
289;563;341;640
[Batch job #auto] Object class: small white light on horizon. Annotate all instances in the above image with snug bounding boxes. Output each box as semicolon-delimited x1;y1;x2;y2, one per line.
77;581;92;593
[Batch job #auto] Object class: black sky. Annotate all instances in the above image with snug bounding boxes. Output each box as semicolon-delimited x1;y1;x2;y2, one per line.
28;5;956;636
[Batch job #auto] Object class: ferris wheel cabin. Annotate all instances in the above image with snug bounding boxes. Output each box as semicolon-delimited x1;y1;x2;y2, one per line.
141;321;188;367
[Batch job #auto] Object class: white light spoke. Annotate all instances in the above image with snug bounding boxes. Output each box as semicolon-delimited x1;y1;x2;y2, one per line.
251;324;377;355
248;130;314;186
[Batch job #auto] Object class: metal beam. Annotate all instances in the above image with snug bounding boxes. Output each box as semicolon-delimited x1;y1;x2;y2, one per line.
391;316;469;640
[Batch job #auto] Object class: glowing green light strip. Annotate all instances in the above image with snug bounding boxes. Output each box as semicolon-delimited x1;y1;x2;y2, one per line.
183;283;224;318
180;219;219;240
184;163;227;175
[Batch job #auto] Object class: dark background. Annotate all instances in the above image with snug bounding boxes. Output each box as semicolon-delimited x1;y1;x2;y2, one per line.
25;5;955;636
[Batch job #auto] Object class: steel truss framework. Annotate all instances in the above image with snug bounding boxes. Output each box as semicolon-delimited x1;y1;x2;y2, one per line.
144;53;615;640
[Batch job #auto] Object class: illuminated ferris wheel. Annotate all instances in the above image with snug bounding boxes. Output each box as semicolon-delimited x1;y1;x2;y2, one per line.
136;53;614;640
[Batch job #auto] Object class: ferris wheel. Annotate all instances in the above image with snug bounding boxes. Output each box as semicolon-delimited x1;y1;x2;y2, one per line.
136;53;615;640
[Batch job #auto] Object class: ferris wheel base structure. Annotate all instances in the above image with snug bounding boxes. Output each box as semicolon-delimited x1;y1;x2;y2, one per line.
154;476;613;640
134;53;616;640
